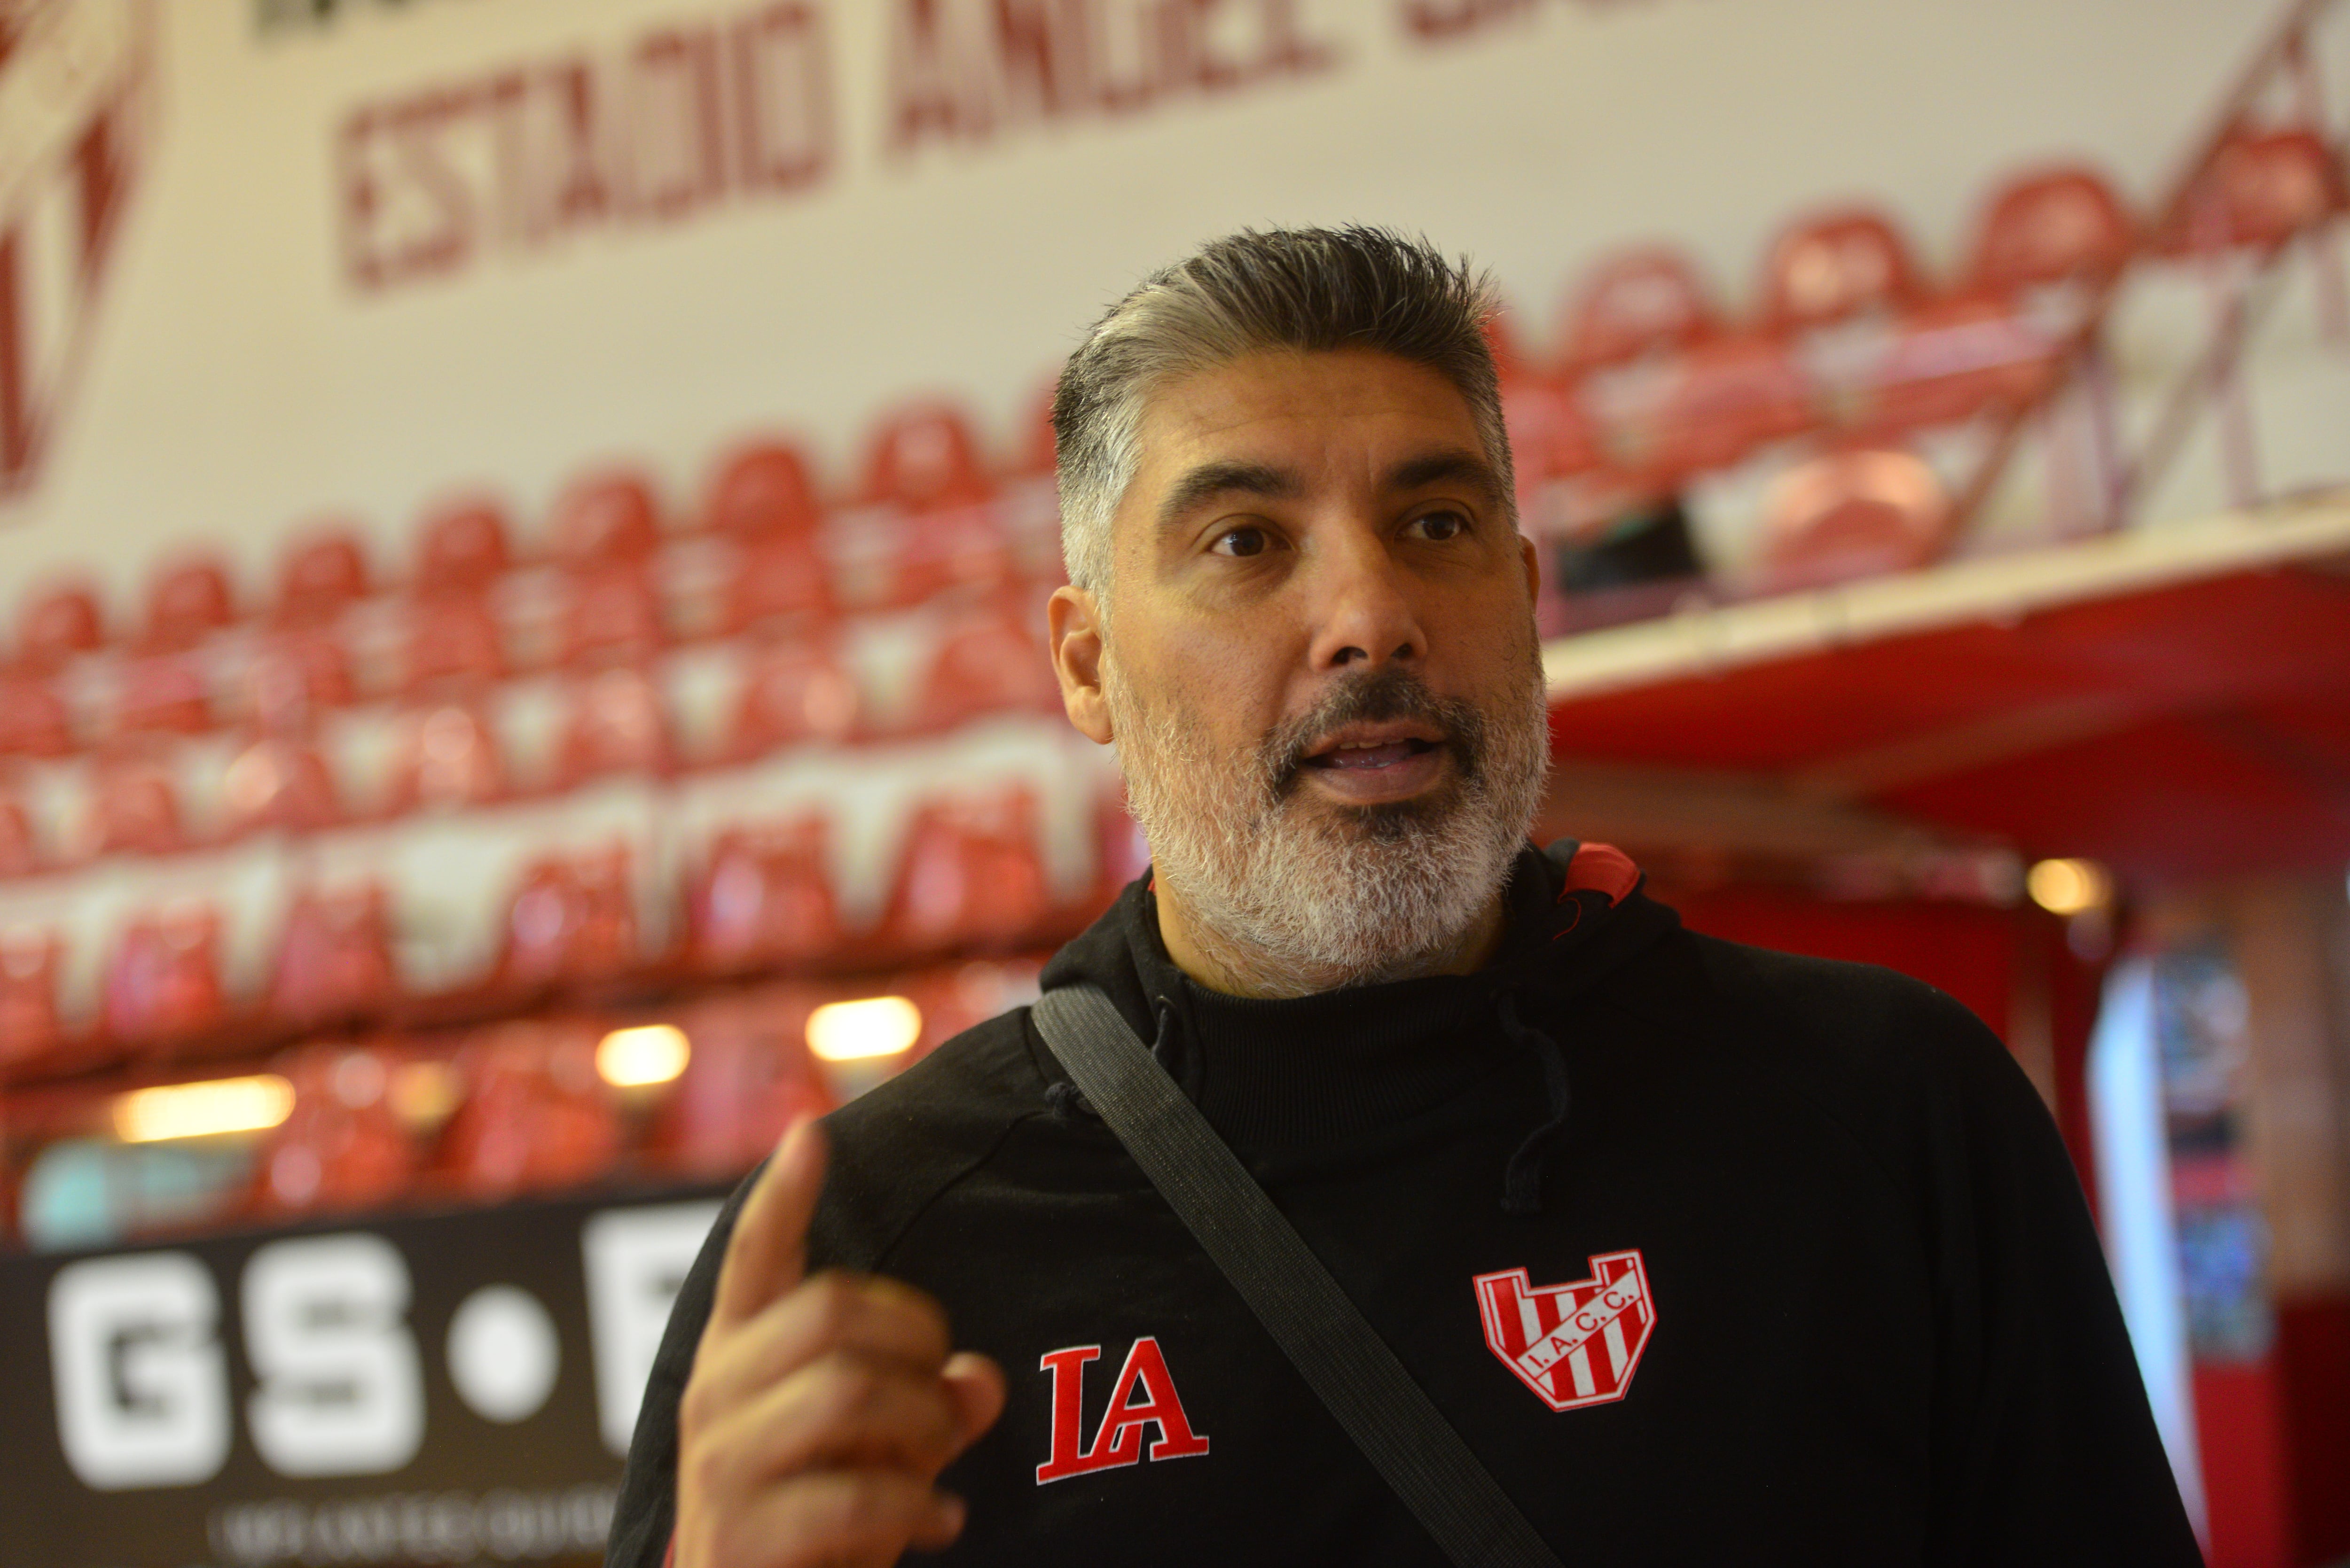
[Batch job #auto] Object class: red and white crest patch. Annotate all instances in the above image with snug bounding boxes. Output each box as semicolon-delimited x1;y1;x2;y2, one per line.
1473;1250;1655;1412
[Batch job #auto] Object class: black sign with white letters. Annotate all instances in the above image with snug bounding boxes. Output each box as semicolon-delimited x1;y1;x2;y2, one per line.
0;1184;731;1568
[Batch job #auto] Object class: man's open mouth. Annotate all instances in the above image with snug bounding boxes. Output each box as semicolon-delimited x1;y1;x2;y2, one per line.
1300;724;1448;774
1305;738;1441;771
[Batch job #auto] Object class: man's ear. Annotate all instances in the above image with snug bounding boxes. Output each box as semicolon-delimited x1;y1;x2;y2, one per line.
1518;531;1542;605
1048;585;1114;745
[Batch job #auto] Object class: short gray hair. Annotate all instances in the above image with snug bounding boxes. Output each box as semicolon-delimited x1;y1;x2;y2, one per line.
1050;226;1515;596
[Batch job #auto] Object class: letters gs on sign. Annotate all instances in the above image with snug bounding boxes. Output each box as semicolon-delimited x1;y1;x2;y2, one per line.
40;1200;720;1492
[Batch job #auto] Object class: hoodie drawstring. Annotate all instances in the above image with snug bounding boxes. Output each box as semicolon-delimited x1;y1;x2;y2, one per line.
1497;991;1571;1216
1148;996;1186;1086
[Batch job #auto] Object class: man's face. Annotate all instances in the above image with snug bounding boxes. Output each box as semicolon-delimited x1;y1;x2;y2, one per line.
1052;347;1551;992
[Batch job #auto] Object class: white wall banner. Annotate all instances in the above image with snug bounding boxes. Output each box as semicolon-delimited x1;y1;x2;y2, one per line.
0;0;2307;599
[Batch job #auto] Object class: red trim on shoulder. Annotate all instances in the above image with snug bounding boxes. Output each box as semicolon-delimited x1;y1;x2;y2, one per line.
663;1536;675;1568
1560;843;1640;906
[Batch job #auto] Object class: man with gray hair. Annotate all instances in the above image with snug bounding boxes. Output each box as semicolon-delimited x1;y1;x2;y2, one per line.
608;228;2196;1567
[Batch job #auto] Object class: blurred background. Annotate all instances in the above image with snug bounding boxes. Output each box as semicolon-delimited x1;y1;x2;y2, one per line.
0;1;2346;1563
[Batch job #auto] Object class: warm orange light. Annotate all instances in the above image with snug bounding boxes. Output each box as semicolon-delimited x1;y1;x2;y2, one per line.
806;997;922;1061
114;1075;295;1143
2027;858;2114;916
390;1060;464;1129
596;1024;690;1088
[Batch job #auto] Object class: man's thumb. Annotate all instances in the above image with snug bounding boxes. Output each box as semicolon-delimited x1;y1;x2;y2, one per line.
708;1117;826;1329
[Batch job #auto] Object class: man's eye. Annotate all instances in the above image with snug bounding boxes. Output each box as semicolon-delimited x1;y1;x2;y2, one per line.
1412;510;1469;542
1211;526;1269;558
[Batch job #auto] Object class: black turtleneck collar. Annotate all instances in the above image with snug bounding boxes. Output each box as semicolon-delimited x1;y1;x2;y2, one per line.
1035;842;1679;1158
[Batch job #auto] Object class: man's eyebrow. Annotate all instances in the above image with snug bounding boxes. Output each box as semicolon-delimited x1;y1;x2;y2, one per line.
1385;449;1505;504
1154;460;1303;532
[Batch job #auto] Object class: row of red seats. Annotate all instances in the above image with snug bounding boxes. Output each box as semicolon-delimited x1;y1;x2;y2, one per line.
18;143;2332;685
1498;136;2345;506
0;643;1065;880
2;956;1040;1243
0;584;1060;770
0;787;1142;1084
5;398;1064;677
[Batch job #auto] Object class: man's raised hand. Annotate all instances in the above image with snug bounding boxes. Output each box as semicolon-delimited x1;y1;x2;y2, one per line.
674;1120;1007;1568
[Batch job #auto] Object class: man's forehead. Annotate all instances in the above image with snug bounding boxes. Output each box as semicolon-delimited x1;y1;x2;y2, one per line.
1137;347;1478;452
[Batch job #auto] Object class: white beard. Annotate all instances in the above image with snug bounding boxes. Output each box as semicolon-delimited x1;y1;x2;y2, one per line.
1104;645;1551;998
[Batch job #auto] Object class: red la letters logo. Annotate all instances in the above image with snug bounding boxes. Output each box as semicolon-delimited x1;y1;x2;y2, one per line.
1034;1336;1210;1484
1473;1250;1656;1412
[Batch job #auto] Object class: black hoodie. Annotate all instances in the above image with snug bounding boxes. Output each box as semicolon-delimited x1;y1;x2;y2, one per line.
607;846;2199;1567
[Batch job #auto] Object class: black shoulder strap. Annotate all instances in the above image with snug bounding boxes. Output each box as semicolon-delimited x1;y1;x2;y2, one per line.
1030;984;1566;1568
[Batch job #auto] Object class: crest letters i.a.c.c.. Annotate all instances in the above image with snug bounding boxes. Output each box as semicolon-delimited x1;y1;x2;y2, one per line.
1473;1250;1655;1412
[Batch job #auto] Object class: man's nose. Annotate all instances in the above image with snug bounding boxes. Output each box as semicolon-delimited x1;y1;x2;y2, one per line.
1303;526;1427;673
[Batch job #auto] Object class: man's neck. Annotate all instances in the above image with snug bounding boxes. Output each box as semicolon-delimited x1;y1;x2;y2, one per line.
1153;881;1511;1000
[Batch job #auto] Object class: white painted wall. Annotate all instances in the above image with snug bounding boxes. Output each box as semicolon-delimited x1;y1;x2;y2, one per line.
0;0;2329;611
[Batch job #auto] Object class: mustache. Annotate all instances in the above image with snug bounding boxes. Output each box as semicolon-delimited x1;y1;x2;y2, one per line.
1258;669;1488;797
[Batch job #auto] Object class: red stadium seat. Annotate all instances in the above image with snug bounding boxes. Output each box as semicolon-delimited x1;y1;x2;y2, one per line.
115;653;213;737
879;788;1051;955
501;848;639;987
1754;446;1949;593
1484;295;1602;492
388;702;506;810
1619;333;1819;482
274;529;372;628
898;958;1045;1063
730;637;860;756
549;470;662;569
401;594;507;693
1016;379;1059;478
241;630;355;734
906;598;1061;733
2158;127;2348;256
1858;293;2063;435
726;535;838;632
0;796;35;877
1966;166;2138;295
251;1044;417;1216
706;441;823;539
439;1022;621;1197
0;671;72;756
104;900;224;1045
556;566;666;667
1562;248;1720;371
858;403;995;511
415;498;514;594
690;818;842;973
1502;372;1607;501
560;665;674;782
268;886;396;1026
1481;311;1539;382
886;505;1017;608
857;404;1013;607
142;558;237;653
0;926;64;1074
88;756;184;855
648;991;834;1178
1003;378;1073;583
1095;790;1151;904
223;738;342;834
16;582;103;670
1761;208;1927;333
